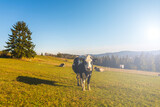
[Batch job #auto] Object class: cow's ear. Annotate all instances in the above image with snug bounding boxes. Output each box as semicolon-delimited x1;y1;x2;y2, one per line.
79;58;84;62
91;56;97;62
93;58;98;62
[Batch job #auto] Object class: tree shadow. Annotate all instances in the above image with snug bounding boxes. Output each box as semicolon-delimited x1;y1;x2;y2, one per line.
16;76;62;86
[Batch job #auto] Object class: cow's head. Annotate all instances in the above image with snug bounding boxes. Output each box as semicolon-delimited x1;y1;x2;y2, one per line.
83;55;93;71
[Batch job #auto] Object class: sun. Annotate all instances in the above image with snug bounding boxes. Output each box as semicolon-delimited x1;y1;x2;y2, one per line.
147;27;160;41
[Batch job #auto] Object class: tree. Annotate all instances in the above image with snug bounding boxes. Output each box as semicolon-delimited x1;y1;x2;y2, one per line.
5;21;36;58
57;52;62;58
155;55;160;72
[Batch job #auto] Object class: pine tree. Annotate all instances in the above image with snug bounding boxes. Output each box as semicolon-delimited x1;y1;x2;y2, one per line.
5;21;36;58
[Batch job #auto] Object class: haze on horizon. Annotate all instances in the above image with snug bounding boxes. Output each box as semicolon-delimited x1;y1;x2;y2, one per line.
0;0;160;55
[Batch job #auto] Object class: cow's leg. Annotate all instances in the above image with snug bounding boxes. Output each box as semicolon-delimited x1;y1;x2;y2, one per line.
87;75;91;90
79;74;82;86
80;78;82;86
82;79;85;91
76;73;80;86
82;73;86;91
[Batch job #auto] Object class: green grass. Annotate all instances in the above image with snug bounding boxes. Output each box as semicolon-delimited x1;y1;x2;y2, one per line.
0;56;160;106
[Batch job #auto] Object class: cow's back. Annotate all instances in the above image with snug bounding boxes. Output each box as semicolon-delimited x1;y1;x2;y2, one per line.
72;57;80;73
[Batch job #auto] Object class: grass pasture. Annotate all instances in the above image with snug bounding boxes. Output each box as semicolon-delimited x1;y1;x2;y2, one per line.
0;56;160;106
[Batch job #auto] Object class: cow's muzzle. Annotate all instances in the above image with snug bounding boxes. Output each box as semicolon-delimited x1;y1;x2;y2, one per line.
87;67;92;71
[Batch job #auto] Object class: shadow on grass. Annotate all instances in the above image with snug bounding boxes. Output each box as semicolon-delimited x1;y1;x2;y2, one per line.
16;76;63;86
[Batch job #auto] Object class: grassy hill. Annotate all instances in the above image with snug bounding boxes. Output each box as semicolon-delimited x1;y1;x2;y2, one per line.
0;56;160;106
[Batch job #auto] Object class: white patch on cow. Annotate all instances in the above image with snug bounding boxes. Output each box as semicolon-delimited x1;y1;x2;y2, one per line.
78;60;82;65
84;55;93;71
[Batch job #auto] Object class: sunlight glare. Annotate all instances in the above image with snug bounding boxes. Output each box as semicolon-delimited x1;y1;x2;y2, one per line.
147;27;160;41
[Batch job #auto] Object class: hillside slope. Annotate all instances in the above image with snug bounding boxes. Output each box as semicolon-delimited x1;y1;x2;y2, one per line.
0;56;160;106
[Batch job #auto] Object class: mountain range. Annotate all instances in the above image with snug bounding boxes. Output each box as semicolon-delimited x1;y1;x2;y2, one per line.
93;50;160;57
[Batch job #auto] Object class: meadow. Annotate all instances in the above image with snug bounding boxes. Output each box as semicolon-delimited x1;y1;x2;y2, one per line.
0;56;160;106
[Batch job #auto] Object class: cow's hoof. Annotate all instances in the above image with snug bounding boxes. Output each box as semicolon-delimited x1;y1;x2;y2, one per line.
82;88;86;91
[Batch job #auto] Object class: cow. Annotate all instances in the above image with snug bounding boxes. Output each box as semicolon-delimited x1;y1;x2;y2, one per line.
94;67;104;72
59;63;65;67
120;64;124;69
72;55;93;91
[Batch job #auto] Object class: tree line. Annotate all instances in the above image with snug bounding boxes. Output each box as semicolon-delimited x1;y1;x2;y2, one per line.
43;52;78;59
94;54;160;72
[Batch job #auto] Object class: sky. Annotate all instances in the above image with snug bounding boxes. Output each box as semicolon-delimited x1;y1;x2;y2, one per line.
0;0;160;55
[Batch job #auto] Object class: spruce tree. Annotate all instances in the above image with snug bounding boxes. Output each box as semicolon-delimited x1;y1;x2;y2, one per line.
5;21;36;58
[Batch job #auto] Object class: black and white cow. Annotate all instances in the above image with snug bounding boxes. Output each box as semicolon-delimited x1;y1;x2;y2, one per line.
72;55;93;91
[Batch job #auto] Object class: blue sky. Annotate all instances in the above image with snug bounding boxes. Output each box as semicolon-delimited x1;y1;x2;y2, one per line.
0;0;160;55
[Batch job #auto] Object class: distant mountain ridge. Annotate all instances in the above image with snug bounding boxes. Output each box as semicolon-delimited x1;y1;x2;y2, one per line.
93;50;160;57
